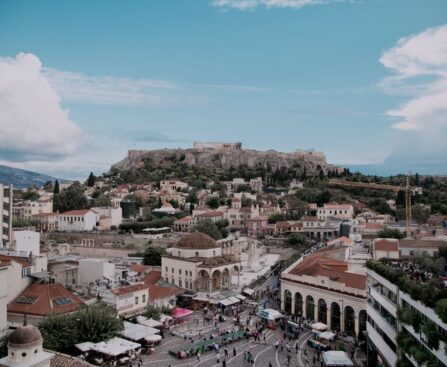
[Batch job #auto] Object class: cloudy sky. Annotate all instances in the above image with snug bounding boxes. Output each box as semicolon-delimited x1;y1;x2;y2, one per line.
0;0;446;179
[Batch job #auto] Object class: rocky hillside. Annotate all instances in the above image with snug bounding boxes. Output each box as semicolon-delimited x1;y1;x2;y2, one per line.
112;147;340;175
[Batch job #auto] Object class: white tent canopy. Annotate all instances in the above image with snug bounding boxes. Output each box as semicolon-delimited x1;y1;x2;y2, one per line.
257;308;283;320
139;318;163;328
159;314;173;323
91;337;141;357
236;294;246;301
311;322;328;331
75;341;95;352
145;334;162;342
318;331;336;341
120;321;160;341
322;351;354;366
242;287;255;296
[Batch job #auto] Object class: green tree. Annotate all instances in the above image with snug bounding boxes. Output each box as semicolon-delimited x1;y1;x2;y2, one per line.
22;190;40;201
193;219;222;240
186;191;198;204
377;228;405;239
53;182;88;213
53;179;60;194
145;305;161;320
42;180;53;192
206;197;220;209
412;204;430;224
132;246;167;266
288;232;306;247
268;213;286;224
87;172;95;187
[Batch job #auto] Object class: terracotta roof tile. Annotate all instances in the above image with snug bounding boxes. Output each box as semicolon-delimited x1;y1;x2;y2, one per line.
8;283;83;316
61;209;92;216
0;255;32;268
111;283;148;296
374;239;399;251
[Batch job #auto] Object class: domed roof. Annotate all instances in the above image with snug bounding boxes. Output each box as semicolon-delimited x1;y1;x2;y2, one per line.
175;232;219;249
9;324;42;348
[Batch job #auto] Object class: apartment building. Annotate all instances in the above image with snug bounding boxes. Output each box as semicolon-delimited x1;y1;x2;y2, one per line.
12;198;53;220
0;184;13;249
317;203;354;220
366;261;447;367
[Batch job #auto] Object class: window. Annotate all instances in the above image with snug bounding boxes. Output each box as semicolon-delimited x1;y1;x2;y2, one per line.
53;297;73;305
165;266;168;272
179;280;182;288
142;294;146;303
14;295;37;305
179;269;182;275
171;268;174;273
135;296;139;305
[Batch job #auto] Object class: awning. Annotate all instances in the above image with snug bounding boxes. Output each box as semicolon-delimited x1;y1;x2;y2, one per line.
159;314;173;323
75;341;95;352
120;321;160;341
228;296;241;304
235;294;246;301
311;322;328;331
91;337;141;357
322;351;354;366
145;334;162;343
257;309;283;320
242;287;255;296
172;307;193;318
139;318;163;328
318;331;336;341
218;298;234;306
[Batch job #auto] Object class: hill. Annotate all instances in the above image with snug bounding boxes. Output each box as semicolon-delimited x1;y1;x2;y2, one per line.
0;164;62;189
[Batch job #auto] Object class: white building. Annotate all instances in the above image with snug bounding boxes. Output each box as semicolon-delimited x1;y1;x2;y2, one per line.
78;258;116;285
317;203;354;220
160;180;188;191
12;198;53;220
161;232;242;292
0;263;8;336
100;283;149;317
0;184;13;249
12;230;40;256
372;238;399;260
57;209;98;232
92;206;123;228
281;250;367;337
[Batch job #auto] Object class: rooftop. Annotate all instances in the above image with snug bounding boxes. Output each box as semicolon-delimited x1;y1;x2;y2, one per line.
174;232;220;250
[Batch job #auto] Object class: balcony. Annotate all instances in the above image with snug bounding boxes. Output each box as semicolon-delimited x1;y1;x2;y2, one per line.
367;303;397;340
367;321;397;367
369;286;397;317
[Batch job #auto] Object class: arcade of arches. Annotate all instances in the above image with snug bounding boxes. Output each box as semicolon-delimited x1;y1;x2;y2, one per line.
282;288;366;338
196;265;240;292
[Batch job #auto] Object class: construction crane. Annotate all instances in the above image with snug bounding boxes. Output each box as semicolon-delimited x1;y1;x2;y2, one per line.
328;176;413;238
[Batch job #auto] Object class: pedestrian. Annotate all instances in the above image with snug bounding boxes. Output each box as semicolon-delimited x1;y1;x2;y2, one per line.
233;347;237;357
223;359;226;367
269;362;273;367
197;350;201;361
225;347;228;357
217;352;220;364
243;350;247;362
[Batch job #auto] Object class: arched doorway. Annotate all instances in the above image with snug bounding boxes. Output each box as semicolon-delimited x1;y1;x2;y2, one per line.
318;299;327;324
306;296;315;320
344;306;355;336
284;290;292;314
197;270;210;291
211;270;221;291
331;302;341;332
358;310;367;339
222;268;230;289
294;293;303;317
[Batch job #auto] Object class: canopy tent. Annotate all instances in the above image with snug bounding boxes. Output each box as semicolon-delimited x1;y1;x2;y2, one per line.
135;315;148;323
312;322;328;332
139;318;163;328
171;307;193;318
91;337;141;357
75;341;95;353
120;321;160;341
242;287;255;296
235;294;246;301
159;314;173;323
229;296;241;304
318;331;336;341
322;351;354;367
145;334;162;343
257;308;283;320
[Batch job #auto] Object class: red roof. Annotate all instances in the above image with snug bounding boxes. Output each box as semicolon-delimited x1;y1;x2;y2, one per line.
0;254;32;268
8;283;82;316
111;283;148;296
374;239;399;252
61;209;91;216
129;265;152;274
288;256;366;290
142;270;180;300
365;223;383;230
196;211;224;218
175;216;194;223
301;216;321;222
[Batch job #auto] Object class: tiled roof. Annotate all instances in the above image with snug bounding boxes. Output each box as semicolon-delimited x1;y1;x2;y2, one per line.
111;283;148;296
287;256;366;290
33;212;58;217
0;254;32;268
8;283;83;316
142;270;179;300
196;211;224;218
323;204;353;210
129;265;152;274
364;223;383;230
374;239;399;252
51;353;94;367
301;216;321;222
174;232;219;249
175;216;194;223
399;238;447;248
61;209;91;216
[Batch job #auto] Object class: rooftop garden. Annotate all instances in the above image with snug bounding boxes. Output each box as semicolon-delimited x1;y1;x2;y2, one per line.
366;252;447;323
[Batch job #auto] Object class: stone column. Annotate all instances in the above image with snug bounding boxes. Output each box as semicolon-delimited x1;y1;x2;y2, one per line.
314;301;318;322
209;278;212;293
302;296;307;320
291;293;295;315
327;303;332;330
355;314;360;338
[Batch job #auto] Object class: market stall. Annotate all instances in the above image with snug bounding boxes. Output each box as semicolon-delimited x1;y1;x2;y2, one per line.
311;322;328;332
120;321;160;342
257;308;283;329
76;337;141;365
138;318;163;328
322;351;354;367
171;307;193;321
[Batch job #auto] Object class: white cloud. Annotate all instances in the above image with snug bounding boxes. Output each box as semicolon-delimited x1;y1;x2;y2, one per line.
380;25;447;132
44;68;182;106
0;53;82;161
212;0;346;10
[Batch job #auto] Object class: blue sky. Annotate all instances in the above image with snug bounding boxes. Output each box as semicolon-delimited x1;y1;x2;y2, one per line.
0;0;446;179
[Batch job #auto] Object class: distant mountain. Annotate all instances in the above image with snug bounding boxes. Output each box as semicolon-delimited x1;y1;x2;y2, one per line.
0;164;64;189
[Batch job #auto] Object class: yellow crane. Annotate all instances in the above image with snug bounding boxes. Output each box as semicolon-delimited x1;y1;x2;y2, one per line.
328;176;413;238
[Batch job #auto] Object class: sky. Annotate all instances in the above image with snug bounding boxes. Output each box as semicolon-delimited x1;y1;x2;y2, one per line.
0;0;447;179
